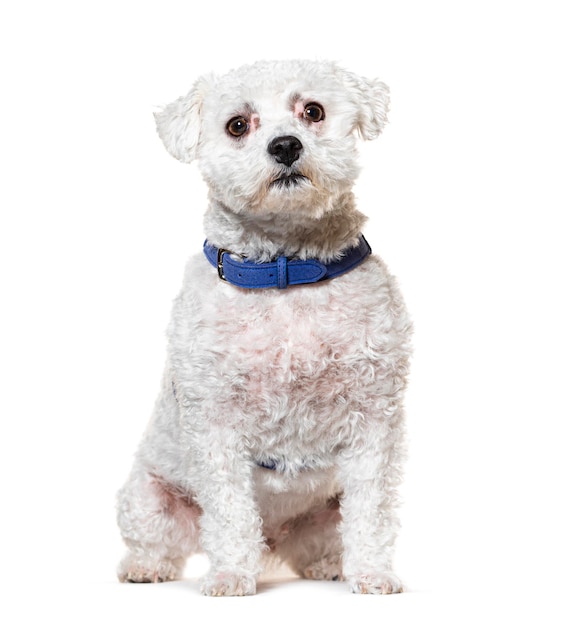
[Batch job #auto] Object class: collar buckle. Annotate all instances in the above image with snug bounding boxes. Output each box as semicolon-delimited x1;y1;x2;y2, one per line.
217;248;245;281
216;248;229;281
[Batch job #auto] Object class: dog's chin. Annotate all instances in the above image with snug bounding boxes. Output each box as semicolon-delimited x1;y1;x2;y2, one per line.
269;173;309;190
262;174;323;214
257;176;334;219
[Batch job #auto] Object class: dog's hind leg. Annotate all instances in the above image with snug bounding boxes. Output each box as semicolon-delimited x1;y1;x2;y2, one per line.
116;467;201;583
277;496;344;581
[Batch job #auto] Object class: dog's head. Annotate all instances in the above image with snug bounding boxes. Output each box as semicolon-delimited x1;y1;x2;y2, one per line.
155;60;389;218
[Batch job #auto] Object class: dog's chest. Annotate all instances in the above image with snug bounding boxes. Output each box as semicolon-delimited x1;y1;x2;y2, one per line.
171;256;403;458
216;296;352;455
216;285;359;380
191;272;385;443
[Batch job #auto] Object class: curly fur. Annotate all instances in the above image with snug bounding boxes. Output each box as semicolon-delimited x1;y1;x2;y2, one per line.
116;59;412;596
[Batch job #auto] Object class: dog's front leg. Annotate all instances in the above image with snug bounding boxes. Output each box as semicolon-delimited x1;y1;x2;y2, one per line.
191;429;264;596
338;428;404;595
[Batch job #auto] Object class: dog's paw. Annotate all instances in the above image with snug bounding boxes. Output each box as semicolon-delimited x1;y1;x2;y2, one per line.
200;571;256;596
301;555;344;581
349;572;403;595
118;563;178;584
117;554;180;583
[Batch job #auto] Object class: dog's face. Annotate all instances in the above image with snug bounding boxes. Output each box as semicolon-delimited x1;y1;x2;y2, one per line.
155;60;389;218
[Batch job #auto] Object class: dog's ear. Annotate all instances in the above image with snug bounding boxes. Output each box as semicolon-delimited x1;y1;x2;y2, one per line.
154;76;211;163
339;69;390;140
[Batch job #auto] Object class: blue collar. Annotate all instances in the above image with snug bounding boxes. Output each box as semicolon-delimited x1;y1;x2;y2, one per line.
203;235;371;289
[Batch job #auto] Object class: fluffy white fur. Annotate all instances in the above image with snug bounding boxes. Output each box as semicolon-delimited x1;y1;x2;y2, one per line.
116;59;412;596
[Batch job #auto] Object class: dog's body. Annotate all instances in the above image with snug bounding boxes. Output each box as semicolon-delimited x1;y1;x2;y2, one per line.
116;60;412;596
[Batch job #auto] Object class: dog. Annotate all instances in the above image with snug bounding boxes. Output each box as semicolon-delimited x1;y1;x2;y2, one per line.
116;59;412;596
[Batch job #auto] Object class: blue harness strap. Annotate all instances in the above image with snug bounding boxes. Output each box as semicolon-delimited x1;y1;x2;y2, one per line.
203;235;371;289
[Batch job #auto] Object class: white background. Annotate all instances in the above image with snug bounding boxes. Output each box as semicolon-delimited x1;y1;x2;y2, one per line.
1;1;566;623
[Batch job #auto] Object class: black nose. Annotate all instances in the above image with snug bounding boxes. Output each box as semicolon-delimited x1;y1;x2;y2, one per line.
267;135;303;167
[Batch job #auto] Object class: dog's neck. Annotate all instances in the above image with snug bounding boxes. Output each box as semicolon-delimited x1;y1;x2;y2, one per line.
204;193;367;263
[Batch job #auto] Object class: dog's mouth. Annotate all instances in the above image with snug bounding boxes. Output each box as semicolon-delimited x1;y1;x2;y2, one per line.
269;173;309;189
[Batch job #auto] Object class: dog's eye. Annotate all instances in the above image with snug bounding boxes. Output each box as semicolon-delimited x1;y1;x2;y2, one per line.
303;103;325;123
226;116;250;137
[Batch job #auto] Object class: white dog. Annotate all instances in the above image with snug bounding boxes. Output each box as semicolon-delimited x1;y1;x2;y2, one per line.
116;59;412;596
